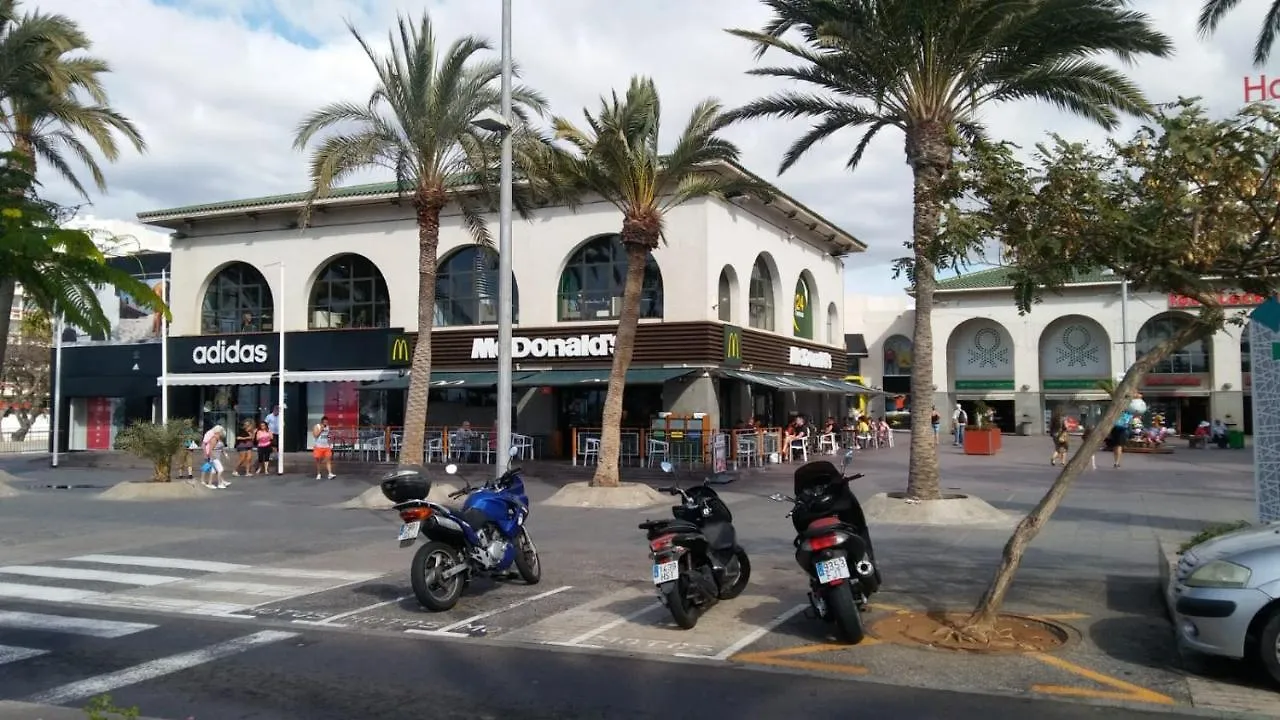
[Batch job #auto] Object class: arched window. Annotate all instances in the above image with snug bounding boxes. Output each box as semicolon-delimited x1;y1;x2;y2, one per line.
748;257;774;331
202;262;274;334
308;254;390;329
826;303;839;345
717;266;735;322
436;246;520;326
1136;314;1211;374
793;275;814;339
557;234;662;321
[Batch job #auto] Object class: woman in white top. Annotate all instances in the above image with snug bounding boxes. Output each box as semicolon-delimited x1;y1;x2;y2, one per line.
202;425;230;489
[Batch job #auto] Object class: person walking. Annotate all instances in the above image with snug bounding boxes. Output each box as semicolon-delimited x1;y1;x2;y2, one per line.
952;403;967;446
201;425;229;489
253;421;273;475
264;405;281;462
312;415;335;480
930;406;941;443
233;420;255;476
1049;411;1069;466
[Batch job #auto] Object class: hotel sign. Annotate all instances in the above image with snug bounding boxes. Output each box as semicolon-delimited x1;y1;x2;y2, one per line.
470;334;616;361
788;346;833;370
1168;292;1270;309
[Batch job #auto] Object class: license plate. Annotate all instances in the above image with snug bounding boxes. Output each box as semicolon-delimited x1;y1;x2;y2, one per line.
815;556;850;584
397;521;421;542
652;560;679;584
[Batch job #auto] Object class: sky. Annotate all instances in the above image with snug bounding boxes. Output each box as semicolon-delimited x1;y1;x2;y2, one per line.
24;0;1278;300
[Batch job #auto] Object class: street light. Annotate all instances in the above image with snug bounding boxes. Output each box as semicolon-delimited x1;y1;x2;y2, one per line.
470;0;514;479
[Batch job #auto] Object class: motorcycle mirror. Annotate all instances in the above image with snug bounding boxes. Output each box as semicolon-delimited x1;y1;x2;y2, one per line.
768;493;785;502
659;461;674;473
508;446;519;458
444;464;459;475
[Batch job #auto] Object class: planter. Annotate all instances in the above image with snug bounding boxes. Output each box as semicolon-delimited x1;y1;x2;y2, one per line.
963;427;1002;455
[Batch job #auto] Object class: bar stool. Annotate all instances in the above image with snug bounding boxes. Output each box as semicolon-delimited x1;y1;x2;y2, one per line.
580;437;600;465
646;437;669;467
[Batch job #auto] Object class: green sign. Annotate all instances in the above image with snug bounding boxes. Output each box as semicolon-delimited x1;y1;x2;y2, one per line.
723;325;742;367
955;379;1015;391
1043;378;1108;390
793;278;812;339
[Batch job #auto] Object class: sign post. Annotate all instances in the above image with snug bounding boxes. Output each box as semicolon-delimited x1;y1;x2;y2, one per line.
1250;298;1280;523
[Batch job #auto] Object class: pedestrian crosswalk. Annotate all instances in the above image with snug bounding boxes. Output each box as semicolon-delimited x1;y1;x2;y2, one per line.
0;553;381;618
0;610;158;669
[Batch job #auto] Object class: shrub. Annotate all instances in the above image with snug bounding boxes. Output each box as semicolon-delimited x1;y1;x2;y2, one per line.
1179;520;1252;553
114;418;195;482
84;694;140;719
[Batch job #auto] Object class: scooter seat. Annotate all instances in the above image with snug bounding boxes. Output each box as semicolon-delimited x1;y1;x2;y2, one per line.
638;519;700;537
800;516;858;539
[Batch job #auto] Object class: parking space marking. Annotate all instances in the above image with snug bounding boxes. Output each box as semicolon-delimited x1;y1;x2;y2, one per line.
731;643;869;675
698;603;808;661
291;595;414;628
554;601;664;647
1028;653;1175;705
435;585;573;633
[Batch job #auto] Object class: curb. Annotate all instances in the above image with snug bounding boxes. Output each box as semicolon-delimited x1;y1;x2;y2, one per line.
0;701;170;720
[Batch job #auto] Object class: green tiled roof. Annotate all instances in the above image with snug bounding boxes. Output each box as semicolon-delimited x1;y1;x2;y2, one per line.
934;267;1119;292
136;181;411;220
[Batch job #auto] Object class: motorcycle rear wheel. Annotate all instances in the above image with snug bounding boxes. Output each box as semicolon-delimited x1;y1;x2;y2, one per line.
411;541;465;612
825;582;866;644
513;528;541;584
665;576;700;630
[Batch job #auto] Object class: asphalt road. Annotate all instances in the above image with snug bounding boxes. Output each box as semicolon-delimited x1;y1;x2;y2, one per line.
0;602;1214;720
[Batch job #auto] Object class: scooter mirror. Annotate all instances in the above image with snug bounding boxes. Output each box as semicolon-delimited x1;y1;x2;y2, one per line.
508;446;519;458
659;461;674;473
444;464;459;475
768;493;785;502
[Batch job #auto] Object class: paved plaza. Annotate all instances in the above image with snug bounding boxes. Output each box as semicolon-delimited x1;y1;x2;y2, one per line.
0;435;1272;718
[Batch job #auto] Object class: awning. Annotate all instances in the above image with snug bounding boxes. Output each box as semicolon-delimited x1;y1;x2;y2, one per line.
158;373;273;387
721;369;810;391
364;371;536;391
284;370;400;383
844;334;869;357
513;367;694;387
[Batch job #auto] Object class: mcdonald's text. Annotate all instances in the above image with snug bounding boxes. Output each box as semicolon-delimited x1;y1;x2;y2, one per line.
788;346;833;369
470;334;616;360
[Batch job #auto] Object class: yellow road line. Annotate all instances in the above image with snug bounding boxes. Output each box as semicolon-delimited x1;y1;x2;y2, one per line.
1029;652;1175;705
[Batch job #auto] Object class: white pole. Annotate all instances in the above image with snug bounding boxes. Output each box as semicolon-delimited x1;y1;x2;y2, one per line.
51;311;63;467
495;0;514;479
1120;278;1131;369
276;262;285;475
160;268;169;424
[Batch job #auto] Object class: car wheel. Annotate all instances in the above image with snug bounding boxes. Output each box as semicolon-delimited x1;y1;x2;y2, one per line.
1258;608;1280;687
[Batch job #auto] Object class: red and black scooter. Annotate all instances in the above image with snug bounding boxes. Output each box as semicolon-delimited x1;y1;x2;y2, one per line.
770;449;881;643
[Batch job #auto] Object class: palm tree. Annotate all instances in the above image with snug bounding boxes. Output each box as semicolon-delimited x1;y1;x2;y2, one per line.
1198;0;1280;66
551;76;766;487
293;11;552;466
0;0;147;370
726;0;1171;500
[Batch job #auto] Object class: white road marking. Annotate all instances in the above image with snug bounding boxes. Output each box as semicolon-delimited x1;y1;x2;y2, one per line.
704;603;808;660
435;586;573;633
404;629;471;638
0;610;156;638
26;630;299;705
550;601;664;647
0;583;98;603
177;580;312;597
296;594;414;627
0;645;48;665
65;554;250;573
0;565;183;586
236;567;375;581
88;595;251;616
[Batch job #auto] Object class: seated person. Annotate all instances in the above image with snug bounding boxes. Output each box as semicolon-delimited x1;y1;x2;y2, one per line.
783;416;810;458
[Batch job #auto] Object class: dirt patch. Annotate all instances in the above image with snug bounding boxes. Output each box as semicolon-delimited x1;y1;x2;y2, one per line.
870;611;1070;654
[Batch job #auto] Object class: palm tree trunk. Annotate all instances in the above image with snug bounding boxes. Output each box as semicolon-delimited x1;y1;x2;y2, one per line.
401;188;445;467
591;242;649;487
0;278;14;372
904;122;950;500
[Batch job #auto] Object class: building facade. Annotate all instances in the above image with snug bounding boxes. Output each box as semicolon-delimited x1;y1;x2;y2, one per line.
61;161;871;456
851;268;1257;436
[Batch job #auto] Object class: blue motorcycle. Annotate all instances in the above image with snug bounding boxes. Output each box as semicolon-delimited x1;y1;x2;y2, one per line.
379;446;540;612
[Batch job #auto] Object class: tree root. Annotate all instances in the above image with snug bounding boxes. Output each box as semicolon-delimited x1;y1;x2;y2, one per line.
931;619;1019;647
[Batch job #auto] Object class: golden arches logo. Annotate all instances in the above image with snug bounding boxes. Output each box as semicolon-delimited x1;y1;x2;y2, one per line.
390;336;412;364
725;331;741;360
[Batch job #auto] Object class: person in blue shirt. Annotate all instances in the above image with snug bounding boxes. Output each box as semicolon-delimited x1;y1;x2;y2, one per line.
1103;396;1146;468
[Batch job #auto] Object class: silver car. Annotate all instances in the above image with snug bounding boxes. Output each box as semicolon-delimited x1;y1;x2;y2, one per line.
1168;523;1280;686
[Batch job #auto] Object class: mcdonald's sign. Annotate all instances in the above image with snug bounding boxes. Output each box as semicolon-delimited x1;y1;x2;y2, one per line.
388;334;416;366
723;325;742;367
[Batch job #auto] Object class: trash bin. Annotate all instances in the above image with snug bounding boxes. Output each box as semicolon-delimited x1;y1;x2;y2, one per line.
1228;430;1245;449
1018;421;1032;436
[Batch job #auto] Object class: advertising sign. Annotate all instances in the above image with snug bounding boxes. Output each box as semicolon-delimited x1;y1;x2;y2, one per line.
61;272;168;347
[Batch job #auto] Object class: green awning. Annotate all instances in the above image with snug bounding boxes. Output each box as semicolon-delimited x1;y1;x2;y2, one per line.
722;369;808;391
513;367;694;388
362;370;539;391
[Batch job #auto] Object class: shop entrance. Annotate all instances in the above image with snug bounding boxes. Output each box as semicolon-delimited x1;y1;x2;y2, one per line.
1141;395;1209;434
555;385;663;457
1244;394;1253;434
958;399;1016;434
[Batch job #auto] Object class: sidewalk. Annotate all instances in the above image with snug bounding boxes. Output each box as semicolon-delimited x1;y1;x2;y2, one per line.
0;701;169;720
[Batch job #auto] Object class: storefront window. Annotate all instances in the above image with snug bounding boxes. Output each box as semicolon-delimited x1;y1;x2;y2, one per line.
558;234;663;321
435;246;520;326
304;381;387;447
69;397;125;450
202;262;274;334
748;256;774;331
1044;400;1108;434
199;385;276;437
308;254;391;329
1136;315;1211;374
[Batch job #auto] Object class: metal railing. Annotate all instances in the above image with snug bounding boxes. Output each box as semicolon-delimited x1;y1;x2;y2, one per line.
0;429;49;454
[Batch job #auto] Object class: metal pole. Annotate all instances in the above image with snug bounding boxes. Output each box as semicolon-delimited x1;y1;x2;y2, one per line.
160;268;169;424
51;311;62;467
495;0;514;479
1120;278;1130;369
277;263;286;475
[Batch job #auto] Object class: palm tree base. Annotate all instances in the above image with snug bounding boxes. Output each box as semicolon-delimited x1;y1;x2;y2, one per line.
543;481;666;509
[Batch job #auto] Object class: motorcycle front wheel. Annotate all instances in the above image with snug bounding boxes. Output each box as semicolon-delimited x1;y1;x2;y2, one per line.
513;528;541;585
717;547;752;600
824;581;866;644
410;541;465;612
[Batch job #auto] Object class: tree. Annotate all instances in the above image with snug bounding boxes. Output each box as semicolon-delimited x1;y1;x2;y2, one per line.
293;11;558;466
0;0;146;371
940;99;1280;637
1198;0;1280;66
549;76;768;487
724;0;1172;500
1;305;48;439
114;418;194;482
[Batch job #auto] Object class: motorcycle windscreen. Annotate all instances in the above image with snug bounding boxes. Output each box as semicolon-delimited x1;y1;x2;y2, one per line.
793;460;842;495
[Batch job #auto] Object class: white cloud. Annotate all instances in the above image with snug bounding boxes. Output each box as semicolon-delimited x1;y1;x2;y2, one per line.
25;0;1280;303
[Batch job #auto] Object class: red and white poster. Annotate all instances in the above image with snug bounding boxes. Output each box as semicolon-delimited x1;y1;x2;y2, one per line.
85;397;114;450
323;382;360;431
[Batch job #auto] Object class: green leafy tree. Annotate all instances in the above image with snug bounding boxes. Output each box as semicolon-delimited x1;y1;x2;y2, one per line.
724;0;1172;500
293;11;558;465
0;0;146;370
114;418;195;483
939;99;1280;637
1198;0;1280;66
549;76;768;487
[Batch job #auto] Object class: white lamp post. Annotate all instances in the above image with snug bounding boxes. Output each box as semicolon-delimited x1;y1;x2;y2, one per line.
263;261;286;475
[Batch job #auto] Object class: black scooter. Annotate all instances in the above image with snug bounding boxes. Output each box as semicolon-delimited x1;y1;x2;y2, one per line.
769;449;881;643
638;461;751;629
